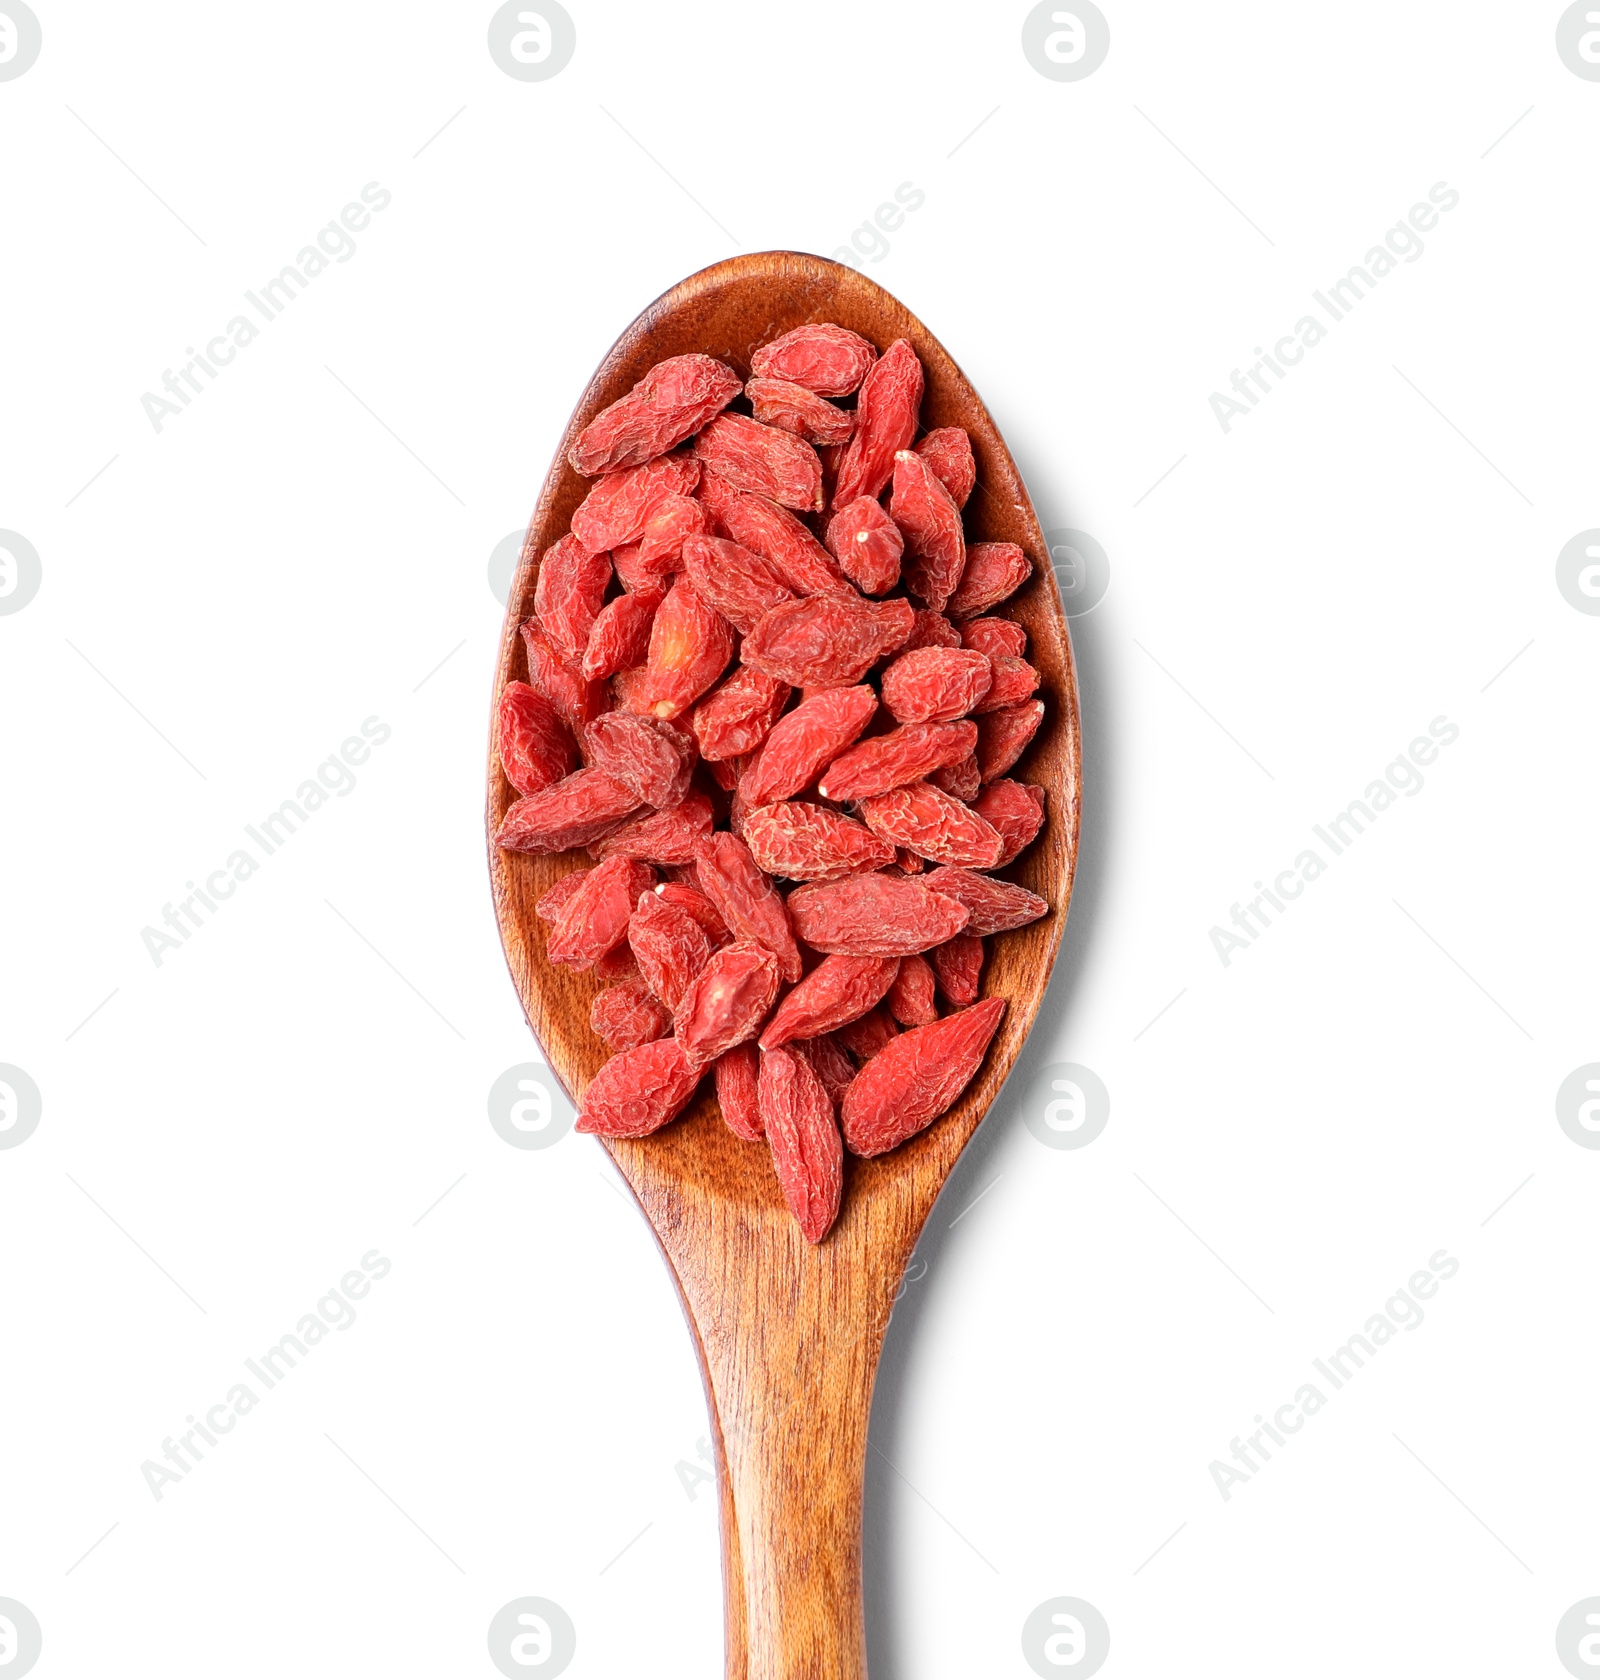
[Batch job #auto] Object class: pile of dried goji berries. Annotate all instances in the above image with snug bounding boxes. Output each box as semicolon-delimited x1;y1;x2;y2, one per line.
496;323;1049;1243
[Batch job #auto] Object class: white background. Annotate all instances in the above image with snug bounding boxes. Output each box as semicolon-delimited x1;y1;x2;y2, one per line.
2;3;1597;1676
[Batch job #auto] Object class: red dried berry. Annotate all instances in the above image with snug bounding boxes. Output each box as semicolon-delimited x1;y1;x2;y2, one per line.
972;656;1040;713
840;998;1006;1157
786;873;969;957
592;790;715;865
759;954;901;1049
698;471;849;596
859;783;1006;868
575;1037;701;1137
611;541;668;594
759;1046;844;1244
929;933;984;1006
546;857;656;969
535;869;587;923
976;700;1044;781
498;680;579;797
971;779;1046;866
929;752;982;802
674;938;781;1067
825;496;904;595
961;616;1027;660
654;879;730;945
880;647;993;723
890;449;966;614
922;866;1049;934
570;452;700;554
628;888;712;1009
836;1005;899;1062
534;534;612;661
750;324;877;397
693;413;824;513
742;802;895;882
948;541;1032;618
594;940;641;983
743;594;915;689
795;1033;857;1111
496;768;641;853
521;620;610;732
637;493;708;572
745;377;855;446
681;533;795;635
833;339;924;506
581;588;661;681
816;720;977;802
639;577;735;720
584;712;697;809
694;832;804;981
569;354;742;476
692;666;791;762
900;609;963;652
915;427;976;508
714;1041;764;1140
887;954;938;1026
591;981;672;1052
896;847;926;873
740;685;878;807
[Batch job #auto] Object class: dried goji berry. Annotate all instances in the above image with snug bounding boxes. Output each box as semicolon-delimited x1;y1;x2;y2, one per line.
948;541;1032;618
759;954;901;1049
833;338;923;506
915;427;976;508
836;1005;899;1061
628;888;712;1009
591;980;671;1052
929;751;982;802
698;470;849;596
786;873;969;956
581;588;662;681
929;933;984;1006
745;377;854;446
591;789;714;865
594;940;641;983
498;680;579;797
497;767;641;853
976;699;1044;781
575;1037;701;1137
890;449;966;614
674;938;781;1066
611;541;668;595
639;577;735;720
896;847;925;873
972;655;1040;713
535;868;587;923
693;832;803;981
742;594;915;689
693;414;824;513
971;779;1046;866
887;954;938;1026
816;719;977;802
570;452;700;554
714;1041;763;1140
680;534;794;634
839;998;1006;1157
546;857;656;969
825;496;903;595
880;646;993;723
759;1046;843;1244
859;782;1005;868
654;878;730;945
794;1033;856;1111
569;354;742;476
750;323;877;396
534;534;612;661
740;685;878;807
637;493;708;572
742;802;895;882
900;609;963;652
584;712;697;809
692;666;791;761
961;616;1027;660
923;866;1049;934
521;619;610;732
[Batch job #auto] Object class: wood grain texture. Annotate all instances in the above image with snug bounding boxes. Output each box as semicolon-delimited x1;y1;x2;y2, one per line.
487;252;1081;1680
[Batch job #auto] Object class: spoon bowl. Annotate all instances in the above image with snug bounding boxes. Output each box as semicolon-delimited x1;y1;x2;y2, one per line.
488;251;1081;1680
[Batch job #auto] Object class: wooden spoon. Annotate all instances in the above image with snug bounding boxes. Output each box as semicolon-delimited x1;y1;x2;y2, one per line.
487;252;1081;1680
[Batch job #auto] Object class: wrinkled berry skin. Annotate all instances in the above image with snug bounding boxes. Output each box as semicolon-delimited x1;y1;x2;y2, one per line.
673;939;781;1068
569;354;741;476
575;1038;702;1138
759;1046;844;1244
